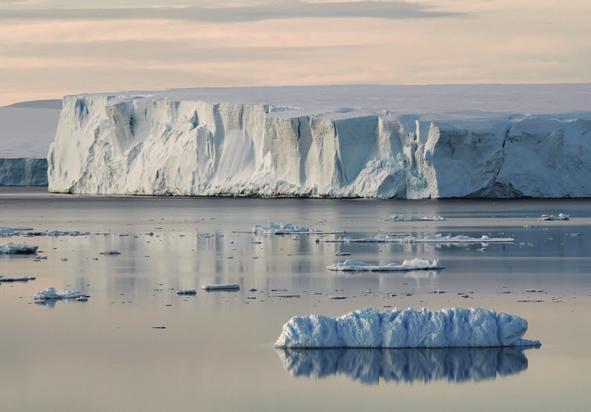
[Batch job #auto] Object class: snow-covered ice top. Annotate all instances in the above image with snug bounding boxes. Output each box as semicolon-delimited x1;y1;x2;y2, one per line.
0;243;38;254
277;346;533;384
275;307;540;348
327;258;442;272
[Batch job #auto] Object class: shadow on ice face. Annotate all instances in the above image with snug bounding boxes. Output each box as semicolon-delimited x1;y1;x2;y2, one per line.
276;346;535;385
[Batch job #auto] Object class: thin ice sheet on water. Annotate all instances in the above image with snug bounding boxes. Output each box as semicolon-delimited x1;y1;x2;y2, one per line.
275;307;541;348
328;258;443;272
387;214;445;222
318;233;514;244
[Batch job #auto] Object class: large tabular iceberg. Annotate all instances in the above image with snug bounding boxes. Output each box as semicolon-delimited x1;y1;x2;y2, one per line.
274;308;540;348
47;85;591;198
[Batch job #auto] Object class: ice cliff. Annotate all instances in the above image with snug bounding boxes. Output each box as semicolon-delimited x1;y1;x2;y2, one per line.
47;85;591;198
274;308;540;348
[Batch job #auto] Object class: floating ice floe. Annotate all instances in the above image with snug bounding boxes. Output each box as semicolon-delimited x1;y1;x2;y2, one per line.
387;214;445;222
0;243;38;254
253;223;341;235
201;283;240;291
0;227;90;237
34;287;89;301
0;275;36;282
99;250;121;255
328;258;442;272
275;307;540;348
176;289;197;296
539;213;570;221
318;233;514;244
277;346;534;384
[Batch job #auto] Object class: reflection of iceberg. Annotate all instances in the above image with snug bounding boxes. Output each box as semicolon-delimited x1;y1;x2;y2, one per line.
276;346;534;384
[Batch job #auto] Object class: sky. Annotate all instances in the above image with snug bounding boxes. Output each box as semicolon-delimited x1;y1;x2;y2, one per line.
1;0;590;105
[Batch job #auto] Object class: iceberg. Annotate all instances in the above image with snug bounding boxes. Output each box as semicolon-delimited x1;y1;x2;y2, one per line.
47;85;591;199
274;307;540;348
327;258;442;272
34;287;89;300
277;346;533;384
387;214;445;222
0;243;38;255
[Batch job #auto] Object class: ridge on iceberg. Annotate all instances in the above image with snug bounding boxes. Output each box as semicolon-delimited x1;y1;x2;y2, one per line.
0;243;38;254
277;346;534;384
274;307;541;348
327;258;442;272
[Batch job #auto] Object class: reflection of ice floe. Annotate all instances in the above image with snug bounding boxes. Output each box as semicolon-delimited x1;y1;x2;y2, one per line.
0;227;90;237
328;258;442;272
34;287;89;301
317;233;514;244
387;215;445;222
276;346;534;384
539;213;570;221
0;275;36;282
0;243;38;254
201;283;240;291
253;223;341;235
275;308;540;348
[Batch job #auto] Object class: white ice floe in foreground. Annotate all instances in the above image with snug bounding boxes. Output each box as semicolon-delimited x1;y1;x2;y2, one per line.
0;243;38;254
539;213;570;221
318;234;514;244
275;307;541;348
201;283;240;291
387;214;445;222
34;288;88;300
328;258;442;272
0;275;36;282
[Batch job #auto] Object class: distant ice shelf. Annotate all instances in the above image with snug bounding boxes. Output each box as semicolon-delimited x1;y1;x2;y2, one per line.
275;307;540;348
47;85;591;199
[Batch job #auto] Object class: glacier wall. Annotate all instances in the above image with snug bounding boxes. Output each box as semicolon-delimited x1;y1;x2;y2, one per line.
0;158;48;186
48;91;591;198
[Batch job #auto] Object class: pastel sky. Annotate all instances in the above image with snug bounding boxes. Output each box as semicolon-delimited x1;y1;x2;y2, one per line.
1;0;590;105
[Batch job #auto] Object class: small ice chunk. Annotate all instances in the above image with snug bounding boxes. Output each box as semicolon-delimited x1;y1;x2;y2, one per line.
100;250;121;255
328;258;442;272
0;243;38;255
0;275;36;282
387;214;445;222
201;283;240;291
34;287;89;300
275;307;540;348
176;289;197;296
539;213;570;221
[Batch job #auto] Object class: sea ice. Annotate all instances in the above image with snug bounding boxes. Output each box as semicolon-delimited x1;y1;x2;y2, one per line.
201;283;240;291
539;213;570;221
274;307;540;348
253;223;320;235
34;287;89;300
387;214;445;222
0;227;90;237
0;243;38;254
327;258;442;272
318;234;514;244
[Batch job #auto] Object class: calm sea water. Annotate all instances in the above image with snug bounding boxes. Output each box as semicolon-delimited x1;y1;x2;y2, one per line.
1;189;590;411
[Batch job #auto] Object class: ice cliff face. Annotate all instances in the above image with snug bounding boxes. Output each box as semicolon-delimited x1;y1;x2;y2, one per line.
48;87;591;198
0;158;48;186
